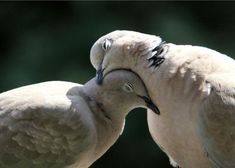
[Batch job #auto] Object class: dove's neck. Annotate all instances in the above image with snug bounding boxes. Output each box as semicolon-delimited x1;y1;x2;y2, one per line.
80;82;126;162
93;107;125;155
133;44;214;167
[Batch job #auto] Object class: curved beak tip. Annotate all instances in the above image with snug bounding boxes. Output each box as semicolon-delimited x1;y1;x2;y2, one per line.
96;68;104;85
147;103;160;115
138;95;160;115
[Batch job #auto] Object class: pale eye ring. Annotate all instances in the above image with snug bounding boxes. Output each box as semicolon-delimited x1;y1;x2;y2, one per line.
122;83;134;93
102;39;112;51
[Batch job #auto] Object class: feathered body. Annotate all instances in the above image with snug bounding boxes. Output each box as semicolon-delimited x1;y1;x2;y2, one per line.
90;30;235;168
0;69;154;168
0;81;120;168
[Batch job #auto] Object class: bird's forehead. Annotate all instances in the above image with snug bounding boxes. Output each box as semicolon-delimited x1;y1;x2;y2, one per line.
100;30;159;43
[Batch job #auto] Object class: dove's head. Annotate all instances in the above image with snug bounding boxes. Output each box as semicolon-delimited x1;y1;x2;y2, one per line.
83;70;159;120
90;30;167;85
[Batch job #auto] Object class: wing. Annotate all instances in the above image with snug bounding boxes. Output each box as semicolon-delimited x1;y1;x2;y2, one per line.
198;73;235;168
0;81;96;168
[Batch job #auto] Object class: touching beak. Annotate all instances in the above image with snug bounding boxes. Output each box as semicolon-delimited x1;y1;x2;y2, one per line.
138;95;160;115
96;68;104;85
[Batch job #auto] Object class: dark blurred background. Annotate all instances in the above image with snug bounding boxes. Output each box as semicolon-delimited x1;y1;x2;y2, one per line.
0;2;235;168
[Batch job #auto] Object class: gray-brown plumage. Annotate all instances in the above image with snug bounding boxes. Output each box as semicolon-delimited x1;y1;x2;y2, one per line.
0;69;156;168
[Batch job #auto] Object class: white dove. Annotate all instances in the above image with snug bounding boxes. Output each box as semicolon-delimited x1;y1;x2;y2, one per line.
90;30;235;168
0;69;158;168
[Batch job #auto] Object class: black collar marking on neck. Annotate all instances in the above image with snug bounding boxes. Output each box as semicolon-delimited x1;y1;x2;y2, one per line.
148;41;168;69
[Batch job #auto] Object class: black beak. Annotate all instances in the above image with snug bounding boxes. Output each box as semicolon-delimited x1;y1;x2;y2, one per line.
138;95;160;115
96;68;104;85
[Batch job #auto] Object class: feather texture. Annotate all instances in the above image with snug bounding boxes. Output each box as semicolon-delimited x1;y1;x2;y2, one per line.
90;30;235;168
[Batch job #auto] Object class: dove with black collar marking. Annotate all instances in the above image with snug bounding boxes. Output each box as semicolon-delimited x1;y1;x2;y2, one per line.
0;69;157;168
90;30;235;168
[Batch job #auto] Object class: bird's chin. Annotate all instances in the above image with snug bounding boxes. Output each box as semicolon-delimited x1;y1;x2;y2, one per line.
94;101;111;120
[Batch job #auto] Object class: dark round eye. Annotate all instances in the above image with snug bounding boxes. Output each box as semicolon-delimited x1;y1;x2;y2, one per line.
102;39;112;51
122;83;134;93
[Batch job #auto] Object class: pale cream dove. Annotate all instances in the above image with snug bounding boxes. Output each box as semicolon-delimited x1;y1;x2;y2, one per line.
90;30;235;168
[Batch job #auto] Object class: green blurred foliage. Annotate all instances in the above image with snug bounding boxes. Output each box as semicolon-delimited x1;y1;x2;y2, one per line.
0;2;234;168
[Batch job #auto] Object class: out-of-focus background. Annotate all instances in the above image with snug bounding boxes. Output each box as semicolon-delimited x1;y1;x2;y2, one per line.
0;2;234;168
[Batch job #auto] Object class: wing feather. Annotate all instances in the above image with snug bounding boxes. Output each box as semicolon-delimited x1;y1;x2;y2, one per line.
0;81;95;168
198;73;235;168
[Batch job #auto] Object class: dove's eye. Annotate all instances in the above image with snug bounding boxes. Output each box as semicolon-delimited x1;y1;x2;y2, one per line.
122;83;134;93
102;39;112;51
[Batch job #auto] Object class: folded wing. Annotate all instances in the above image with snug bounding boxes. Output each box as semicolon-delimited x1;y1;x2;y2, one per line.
198;73;235;168
0;81;95;168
